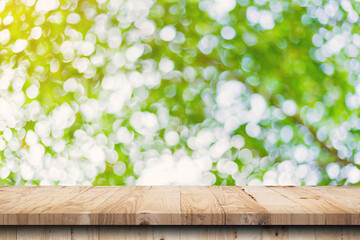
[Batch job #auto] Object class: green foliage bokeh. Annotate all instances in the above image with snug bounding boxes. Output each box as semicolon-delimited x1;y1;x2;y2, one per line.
0;0;360;186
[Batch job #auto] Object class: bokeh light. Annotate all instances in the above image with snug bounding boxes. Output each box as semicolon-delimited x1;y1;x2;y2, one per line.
1;0;360;186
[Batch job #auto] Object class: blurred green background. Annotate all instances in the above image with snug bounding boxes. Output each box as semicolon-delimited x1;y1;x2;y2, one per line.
0;0;360;186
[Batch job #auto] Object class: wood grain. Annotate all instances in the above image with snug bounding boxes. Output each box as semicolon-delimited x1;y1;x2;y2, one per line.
243;186;317;225
47;187;121;225
341;226;360;240
136;186;181;225
210;186;269;225
305;186;360;225
0;226;16;240
1;226;358;239
261;226;288;240
0;186;359;225
234;226;261;240
153;227;180;240
98;226;155;240
270;186;356;225
97;186;150;225
0;186;87;225
314;226;343;240
288;226;316;240
181;186;224;225
179;226;208;239
16;226;71;240
72;226;99;240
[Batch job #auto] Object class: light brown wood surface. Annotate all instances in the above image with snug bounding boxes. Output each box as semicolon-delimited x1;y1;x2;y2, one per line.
181;186;224;225
210;186;268;225
0;186;359;225
0;226;359;240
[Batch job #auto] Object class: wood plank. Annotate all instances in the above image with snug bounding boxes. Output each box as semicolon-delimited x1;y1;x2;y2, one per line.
314;226;342;240
180;226;207;239
0;189;26;225
306;187;360;210
47;227;72;240
136;186;181;225
0;186;358;226
116;226;153;240
288;226;315;240
305;186;360;224
271;186;356;225
97;186;151;225
210;186;269;225
304;186;360;225
234;226;261;240
0;187;87;225
341;226;360;240
207;226;235;240
297;187;358;212
243;186;315;225
72;226;98;240
261;226;288;240
46;187;124;225
2;226;360;239
17;226;71;240
181;186;224;225
0;187;36;213
0;226;16;240
153;226;180;240
99;226;154;240
98;226;126;240
16;227;48;240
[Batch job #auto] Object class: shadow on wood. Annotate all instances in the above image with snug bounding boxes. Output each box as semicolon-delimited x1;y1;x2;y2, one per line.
1;226;360;240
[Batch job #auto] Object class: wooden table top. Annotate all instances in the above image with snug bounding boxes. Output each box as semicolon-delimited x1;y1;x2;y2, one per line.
0;186;359;225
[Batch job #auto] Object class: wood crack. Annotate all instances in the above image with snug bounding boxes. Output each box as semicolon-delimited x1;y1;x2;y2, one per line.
0;186;358;225
240;187;257;202
208;187;226;225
